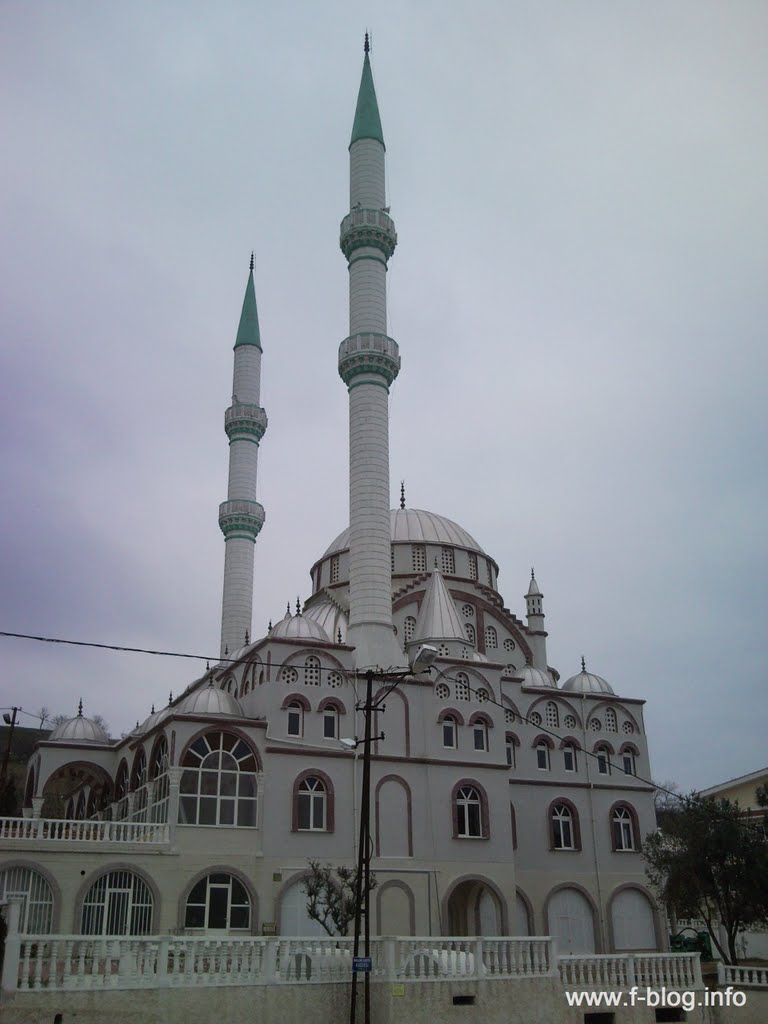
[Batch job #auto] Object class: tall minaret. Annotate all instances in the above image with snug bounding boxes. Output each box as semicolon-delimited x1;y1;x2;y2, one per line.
338;37;404;670
218;256;267;658
525;568;548;671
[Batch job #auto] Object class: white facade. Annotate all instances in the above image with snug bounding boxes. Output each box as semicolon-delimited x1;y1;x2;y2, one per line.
1;46;663;956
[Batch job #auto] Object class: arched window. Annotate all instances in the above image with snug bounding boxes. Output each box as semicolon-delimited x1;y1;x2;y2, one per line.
81;870;153;935
473;721;488;752
296;775;328;831
484;626;497;650
468;553;478;580
442;714;458;749
412;545;426;572
304;656;321;687
596;745;611;775
455;673;470;701
536;740;550;771
465;623;476;645
621;747;637;776
114;760;129;820
322;706;338;739
611;804;639;851
545;701;559;728
441;547;455;574
404;616;416;644
563;743;577;772
552;802;577;851
605;707;618;733
185;872;251;932
131;748;148;823
287;700;304;737
0;866;54;934
455;785;483;838
505;733;518;768
150;736;170;824
179;731;258;827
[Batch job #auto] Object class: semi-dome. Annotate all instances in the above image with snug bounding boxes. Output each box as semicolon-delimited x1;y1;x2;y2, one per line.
138;704;171;734
270;612;332;643
178;682;244;716
561;660;615;695
48;704;109;745
323;508;486;558
519;664;556;688
303;599;348;643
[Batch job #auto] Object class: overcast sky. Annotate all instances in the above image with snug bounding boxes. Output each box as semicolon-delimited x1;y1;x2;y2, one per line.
1;2;766;792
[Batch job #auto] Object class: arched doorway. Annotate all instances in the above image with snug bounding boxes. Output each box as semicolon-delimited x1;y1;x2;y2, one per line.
611;888;656;950
446;879;504;936
547;887;596;954
279;877;329;937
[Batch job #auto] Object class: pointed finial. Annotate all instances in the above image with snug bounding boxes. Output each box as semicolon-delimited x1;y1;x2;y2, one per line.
224;645;229;657
531;567;535;579
268;619;273;633
249;251;254;272
400;480;406;509
364;31;370;55
245;629;250;645
208;679;214;688
135;720;139;729
151;704;155;714
286;601;291;616
168;691;173;706
581;656;586;673
337;628;343;644
296;597;301;615
434;557;439;570
77;698;83;717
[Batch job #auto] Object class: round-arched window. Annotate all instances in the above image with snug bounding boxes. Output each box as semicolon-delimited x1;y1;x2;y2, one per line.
81;870;153;935
179;732;258;827
185;872;251;932
0;866;54;933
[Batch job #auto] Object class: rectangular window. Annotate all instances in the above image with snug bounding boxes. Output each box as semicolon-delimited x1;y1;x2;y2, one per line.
287;709;302;736
623;754;634;775
330;555;339;584
412;545;426;572
536;744;549;770
443;721;456;748
473;725;487;752
597;752;609;775
441;546;455;575
323;711;337;739
468;553;478;581
564;747;576;772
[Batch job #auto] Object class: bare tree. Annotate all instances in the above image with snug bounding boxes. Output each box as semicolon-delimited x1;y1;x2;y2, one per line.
36;706;51;730
301;861;377;937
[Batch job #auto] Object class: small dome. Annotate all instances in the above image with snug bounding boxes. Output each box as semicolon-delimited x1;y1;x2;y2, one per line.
303;599;348;643
178;682;244;716
562;662;615;695
48;706;109;745
519;664;556;688
270;613;331;643
138;704;171;734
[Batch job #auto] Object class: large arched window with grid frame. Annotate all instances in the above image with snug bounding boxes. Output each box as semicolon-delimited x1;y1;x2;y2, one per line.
81;869;153;935
0;866;54;934
179;731;258;827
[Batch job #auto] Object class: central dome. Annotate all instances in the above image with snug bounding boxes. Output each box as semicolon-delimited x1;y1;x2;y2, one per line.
323;508;486;558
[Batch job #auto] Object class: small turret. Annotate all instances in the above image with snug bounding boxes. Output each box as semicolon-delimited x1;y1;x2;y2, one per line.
525;568;548;670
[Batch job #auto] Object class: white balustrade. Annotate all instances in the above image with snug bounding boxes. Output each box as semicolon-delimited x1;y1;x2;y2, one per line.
718;963;768;988
0;816;170;845
559;952;703;990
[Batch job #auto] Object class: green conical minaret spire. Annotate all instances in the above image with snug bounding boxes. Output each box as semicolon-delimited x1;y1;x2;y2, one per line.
234;253;262;350
350;33;384;149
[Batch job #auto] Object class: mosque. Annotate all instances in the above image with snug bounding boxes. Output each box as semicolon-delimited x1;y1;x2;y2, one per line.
0;41;663;955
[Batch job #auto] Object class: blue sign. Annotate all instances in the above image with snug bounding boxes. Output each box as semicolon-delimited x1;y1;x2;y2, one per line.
352;956;373;973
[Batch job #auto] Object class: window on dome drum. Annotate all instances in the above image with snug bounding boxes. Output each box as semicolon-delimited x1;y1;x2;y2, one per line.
412;545;426;572
404;616;416;644
441;547;455;574
443;716;458;749
287;701;303;737
552;804;575;850
0;867;54;934
456;786;482;838
297;776;327;830
536;741;550;770
330;555;339;584
612;807;635;851
605;707;617;732
435;682;450;700
462;603;474;617
622;752;635;776
465;623;476;645
468;553;478;581
304;656;321;686
545;701;559;728
82;870;153;935
185;873;250;931
179;731;258;827
563;744;577;772
486;561;493;585
596;746;611;775
455;673;470;701
503;638;515;652
473;722;489;752
484;626;497;649
438;644;449;656
391;547;395;571
323;707;338;740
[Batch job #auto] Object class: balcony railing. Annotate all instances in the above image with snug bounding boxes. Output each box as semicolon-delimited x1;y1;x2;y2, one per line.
718;963;768;988
0;816;170;845
559;952;703;990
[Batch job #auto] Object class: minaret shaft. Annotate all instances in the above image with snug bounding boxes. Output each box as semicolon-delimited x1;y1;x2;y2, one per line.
219;266;266;658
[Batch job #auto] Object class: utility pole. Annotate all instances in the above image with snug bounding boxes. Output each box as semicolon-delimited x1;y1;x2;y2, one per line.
1;706;20;791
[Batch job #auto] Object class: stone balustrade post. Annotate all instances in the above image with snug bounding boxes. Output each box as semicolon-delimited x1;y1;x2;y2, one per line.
626;953;636;989
474;938;484;981
548;937;559;977
381;936;397;981
156;939;170;987
167;768;182;845
1;897;23;1000
692;952;703;989
262;937;278;983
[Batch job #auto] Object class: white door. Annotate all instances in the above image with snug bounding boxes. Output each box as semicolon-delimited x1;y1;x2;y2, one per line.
612;889;656;950
478;889;499;936
548;888;595;954
279;879;329;937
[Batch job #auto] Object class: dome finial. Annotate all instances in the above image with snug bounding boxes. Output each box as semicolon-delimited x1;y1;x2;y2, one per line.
249;251;254;273
151;704;155;714
400;480;406;509
531;566;535;579
168;691;173;706
268;619;273;632
296;596;301;615
286;601;291;616
206;660;210;670
337;628;343;644
245;628;250;645
364;30;370;55
581;655;586;673
224;645;229;657
77;698;83;717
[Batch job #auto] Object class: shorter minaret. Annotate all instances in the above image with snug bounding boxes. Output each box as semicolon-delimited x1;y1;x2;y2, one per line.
525;568;548;670
218;256;267;658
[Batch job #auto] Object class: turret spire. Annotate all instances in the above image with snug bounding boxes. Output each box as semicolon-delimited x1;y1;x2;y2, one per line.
350;40;384;148
218;258;267;657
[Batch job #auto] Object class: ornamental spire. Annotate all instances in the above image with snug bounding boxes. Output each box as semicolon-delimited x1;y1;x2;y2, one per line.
350;37;384;148
234;255;262;350
400;480;406;509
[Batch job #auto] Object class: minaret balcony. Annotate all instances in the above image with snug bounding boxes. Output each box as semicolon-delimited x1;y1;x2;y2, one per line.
340;208;397;261
224;403;268;442
218;499;265;540
338;333;400;388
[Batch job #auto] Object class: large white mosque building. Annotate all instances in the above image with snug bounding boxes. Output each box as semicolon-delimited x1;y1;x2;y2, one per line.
0;42;663;956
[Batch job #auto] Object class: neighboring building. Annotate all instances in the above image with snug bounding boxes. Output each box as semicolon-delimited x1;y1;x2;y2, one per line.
0;42;662;956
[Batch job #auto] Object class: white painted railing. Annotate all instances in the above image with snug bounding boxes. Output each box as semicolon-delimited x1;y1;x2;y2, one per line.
718;963;768;988
0;817;170;844
394;937;555;979
559;952;703;990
